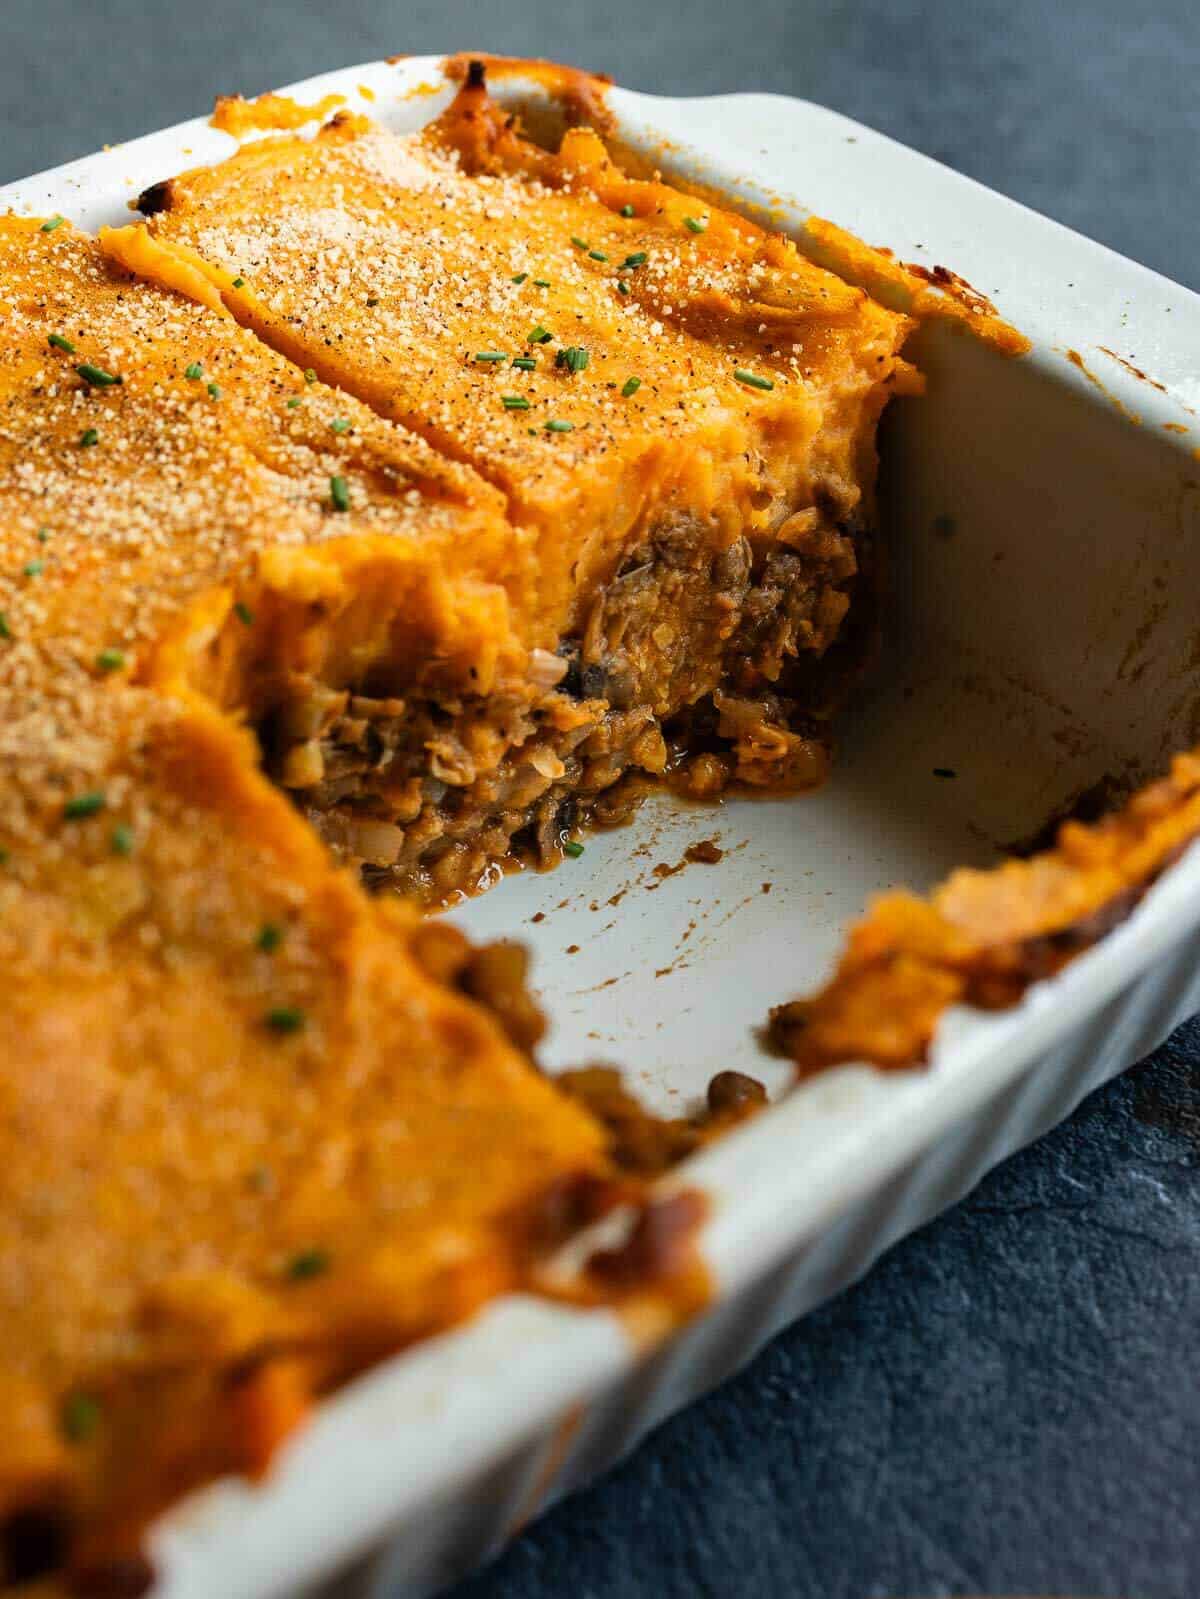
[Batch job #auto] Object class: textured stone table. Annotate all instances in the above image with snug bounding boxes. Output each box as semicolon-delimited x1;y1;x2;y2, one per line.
4;4;1198;1595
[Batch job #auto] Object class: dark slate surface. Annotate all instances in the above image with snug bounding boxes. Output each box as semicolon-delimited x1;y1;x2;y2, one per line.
5;5;1200;1595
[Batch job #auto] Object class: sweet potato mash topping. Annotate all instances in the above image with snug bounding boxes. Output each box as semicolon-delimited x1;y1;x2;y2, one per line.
210;90;348;138
771;750;1200;1073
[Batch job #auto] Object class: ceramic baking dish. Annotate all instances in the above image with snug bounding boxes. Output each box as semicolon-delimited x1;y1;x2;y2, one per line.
7;53;1200;1599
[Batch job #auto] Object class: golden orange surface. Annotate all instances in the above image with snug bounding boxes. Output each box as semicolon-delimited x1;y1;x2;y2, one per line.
0;217;530;709
113;75;917;649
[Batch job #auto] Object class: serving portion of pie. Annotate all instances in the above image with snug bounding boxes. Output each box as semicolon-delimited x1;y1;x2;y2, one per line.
105;64;917;901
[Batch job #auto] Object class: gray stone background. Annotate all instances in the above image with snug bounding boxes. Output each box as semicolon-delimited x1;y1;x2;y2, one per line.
5;3;1199;1594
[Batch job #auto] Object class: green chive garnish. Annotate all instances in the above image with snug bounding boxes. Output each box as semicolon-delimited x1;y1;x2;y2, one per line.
207;382;221;400
286;397;302;408
512;356;537;371
564;840;585;858
527;325;553;345
304;368;317;384
184;361;203;380
0;849;9;865
533;278;551;288
330;417;352;433
617;280;631;296
557;346;589;374
734;368;775;391
621;251;647;269
79;428;99;448
36;528;49;542
40;215;65;234
684;215;709;234
48;333;76;354
76;364;121;388
587;249;609;262
63;791;105;821
233;601;254;626
285;1247;330;1280
501;395;531;410
110;823;135;857
570;235;589;251
96;648;125;673
474;351;508;364
0;614;10;640
265;1006;305;1034
510;272;528;284
544;419;574;433
366;295;380;306
620;204;635;218
330;475;350;512
256;922;284;953
621;376;641;398
61;1393;101;1444
22;560;43;578
232;276;245;288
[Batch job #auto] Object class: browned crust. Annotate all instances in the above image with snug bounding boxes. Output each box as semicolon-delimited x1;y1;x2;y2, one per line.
770;750;1200;1073
442;51;616;135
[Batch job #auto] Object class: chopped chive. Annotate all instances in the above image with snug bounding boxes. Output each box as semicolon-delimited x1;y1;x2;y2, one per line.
256;922;284;953
544;419;574;433
621;251;647;269
76;363;122;388
501;394;531;410
265;1006;305;1034
286;397;302;408
109;823;135;857
61;1393;101;1444
474;351;508;363
587;249;609;262
329;475;350;512
207;382;221;400
527;325;553;344
563;840;585;858
231;276;245;288
684;215;709;234
620;203;635;218
533;278;551;288
79;428;99;447
329;417;352;433
621;376;642;397
570;235;589;251
510;271;528;284
511;356;537;371
36;528;49;543
285;1247;330;1281
0;614;10;640
366;295;380;306
733;368;775;391
22;560;43;578
233;601;254;626
96;647;125;673
304;367;317;384
40;215;65;233
556;345;589;374
48;333;76;354
184;361;203;380
0;849;8;865
63;790;105;821
617;280;631;296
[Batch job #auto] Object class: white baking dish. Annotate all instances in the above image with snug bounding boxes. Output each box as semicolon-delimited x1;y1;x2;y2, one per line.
8;53;1200;1599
